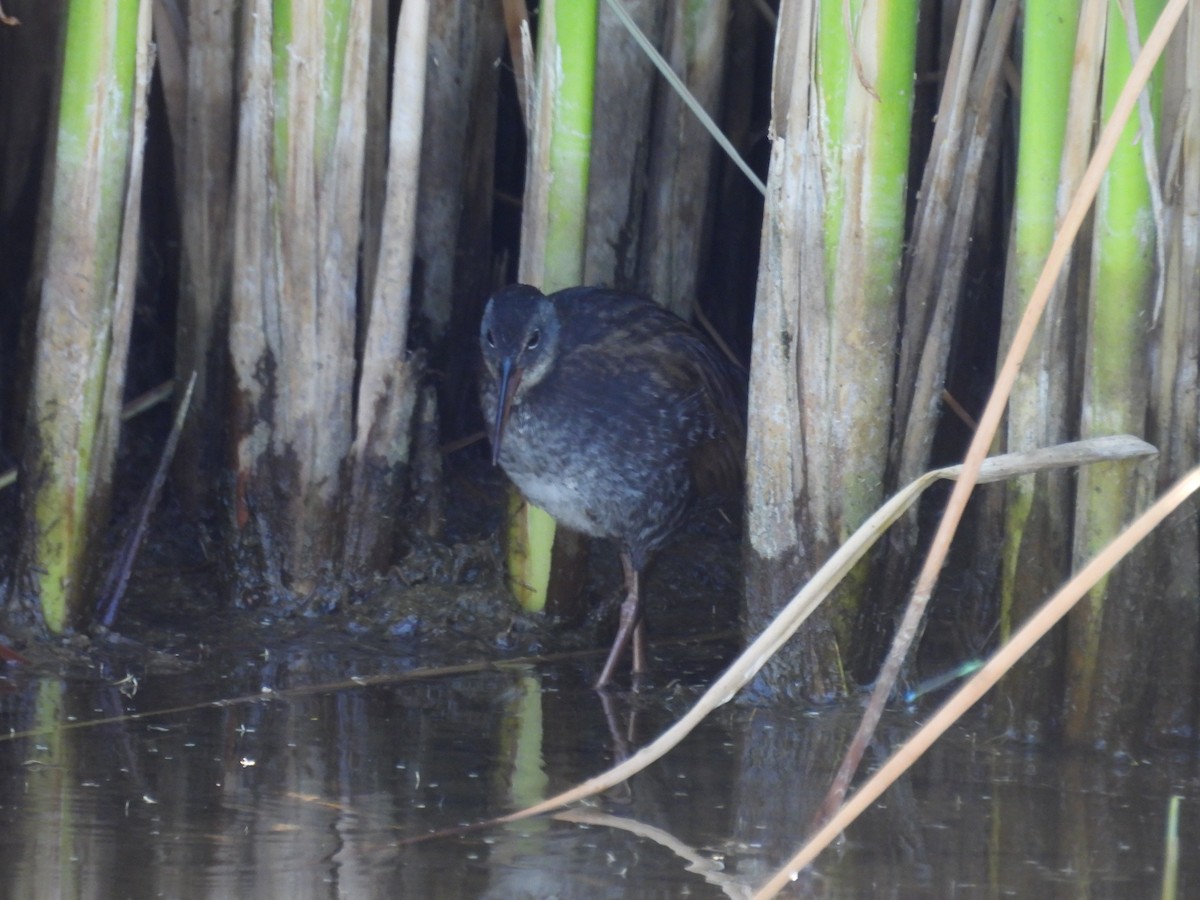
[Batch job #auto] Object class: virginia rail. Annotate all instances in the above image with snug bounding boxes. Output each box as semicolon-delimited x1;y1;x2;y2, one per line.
479;284;745;688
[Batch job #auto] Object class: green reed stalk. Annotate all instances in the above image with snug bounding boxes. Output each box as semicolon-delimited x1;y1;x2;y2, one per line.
993;0;1082;734
508;0;600;612
744;0;917;697
20;0;146;631
1065;0;1164;743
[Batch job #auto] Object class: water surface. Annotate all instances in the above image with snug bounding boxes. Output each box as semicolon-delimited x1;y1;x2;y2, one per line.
2;613;1196;898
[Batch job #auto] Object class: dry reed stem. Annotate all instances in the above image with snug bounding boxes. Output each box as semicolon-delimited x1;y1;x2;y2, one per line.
1139;0;1200;741
755;464;1200;896
175;0;236;460
893;0;1013;486
782;0;1188;889
229;0;278;502
744;0;816;565
500;0;532;126
96;0;154;499
516;0;554;287
150;0;186;182
340;0;426;569
605;0;764;196
584;0;663;289
96;372;197;626
353;0;425;463
480;436;1154;829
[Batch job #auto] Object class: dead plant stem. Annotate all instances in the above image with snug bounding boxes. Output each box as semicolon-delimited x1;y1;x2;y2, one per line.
810;0;1188;880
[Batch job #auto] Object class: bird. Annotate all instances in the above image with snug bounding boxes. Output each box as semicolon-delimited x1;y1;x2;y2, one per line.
479;283;745;688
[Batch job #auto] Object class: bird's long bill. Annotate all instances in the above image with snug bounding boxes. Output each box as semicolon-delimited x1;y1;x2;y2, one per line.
490;357;524;466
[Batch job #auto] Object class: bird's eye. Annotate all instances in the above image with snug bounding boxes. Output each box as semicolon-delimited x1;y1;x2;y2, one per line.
485;329;496;348
525;329;541;350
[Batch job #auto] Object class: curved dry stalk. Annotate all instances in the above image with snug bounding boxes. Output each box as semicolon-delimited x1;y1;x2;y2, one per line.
485;436;1154;828
556;808;753;898
754;464;1200;897
819;0;1188;836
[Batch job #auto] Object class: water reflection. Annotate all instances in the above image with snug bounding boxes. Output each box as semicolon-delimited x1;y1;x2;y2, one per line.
1;634;1197;898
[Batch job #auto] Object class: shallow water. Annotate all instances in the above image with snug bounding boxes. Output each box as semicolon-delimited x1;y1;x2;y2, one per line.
1;616;1197;899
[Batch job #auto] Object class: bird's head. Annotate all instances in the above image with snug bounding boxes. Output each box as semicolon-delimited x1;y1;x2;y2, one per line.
480;284;562;465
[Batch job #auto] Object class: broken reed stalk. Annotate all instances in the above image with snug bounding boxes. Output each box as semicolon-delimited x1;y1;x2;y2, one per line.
500;0;532;126
755;464;1200;897
341;0;427;571
229;0;369;594
172;0;237;513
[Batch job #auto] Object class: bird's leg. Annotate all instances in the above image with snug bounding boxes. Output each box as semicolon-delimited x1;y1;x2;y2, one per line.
594;691;635;802
631;620;647;674
625;553;648;675
595;552;643;689
629;619;649;692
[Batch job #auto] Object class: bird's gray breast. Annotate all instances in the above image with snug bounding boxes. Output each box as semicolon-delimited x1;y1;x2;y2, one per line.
491;377;698;557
